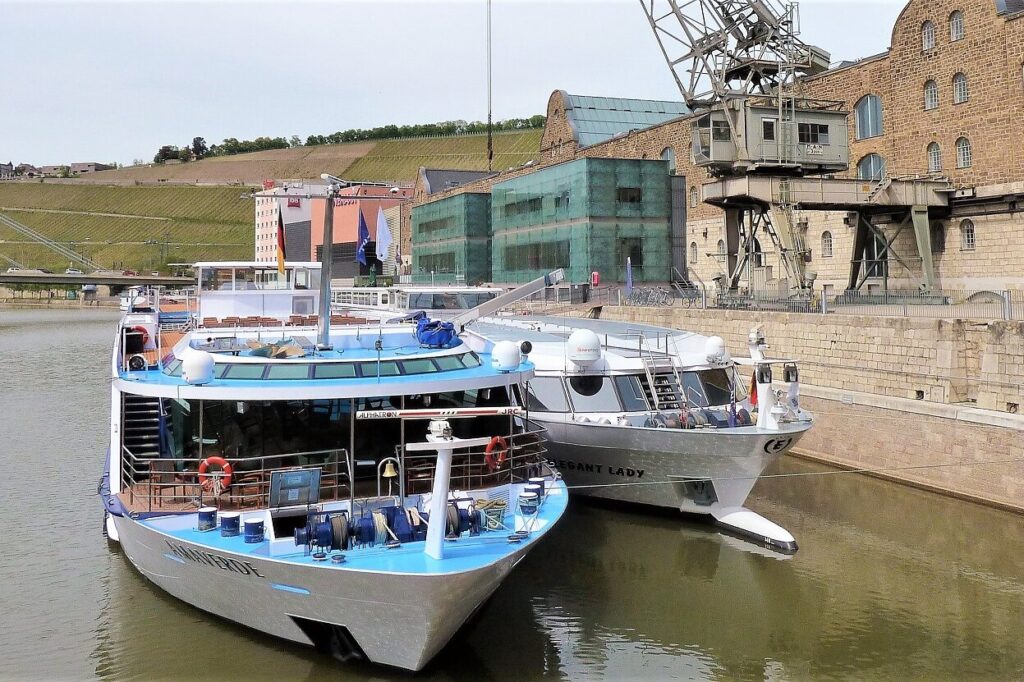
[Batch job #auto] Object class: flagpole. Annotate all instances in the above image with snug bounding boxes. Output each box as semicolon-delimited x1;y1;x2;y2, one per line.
318;181;339;350
486;0;493;173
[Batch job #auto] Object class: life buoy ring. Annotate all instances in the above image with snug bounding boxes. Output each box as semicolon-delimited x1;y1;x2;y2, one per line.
484;436;508;472
132;326;150;346
199;456;233;491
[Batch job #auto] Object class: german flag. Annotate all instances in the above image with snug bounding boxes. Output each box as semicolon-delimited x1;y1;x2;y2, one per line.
276;203;286;275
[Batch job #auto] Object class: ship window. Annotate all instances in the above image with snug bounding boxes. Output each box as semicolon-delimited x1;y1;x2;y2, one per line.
223;364;266;380
434;355;464;371
162;359;182;376
525;377;569;412
400;358;440;374
566;376;622;412
214;364;228;378
461;352;482;368
613;375;650;412
700;369;734;406
266;364;311;380
680;372;708;407
358;361;400;377
312;363;357;379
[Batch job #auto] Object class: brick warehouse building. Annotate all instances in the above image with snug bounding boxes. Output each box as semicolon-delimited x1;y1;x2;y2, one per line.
408;0;1024;293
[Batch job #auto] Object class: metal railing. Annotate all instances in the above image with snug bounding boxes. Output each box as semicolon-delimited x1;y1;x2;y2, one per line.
120;446;351;513
395;424;548;496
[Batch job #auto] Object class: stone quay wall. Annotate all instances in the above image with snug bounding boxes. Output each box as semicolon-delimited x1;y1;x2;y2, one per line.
592;305;1024;511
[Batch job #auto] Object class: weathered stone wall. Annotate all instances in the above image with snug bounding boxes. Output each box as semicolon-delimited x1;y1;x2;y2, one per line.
596;305;1024;412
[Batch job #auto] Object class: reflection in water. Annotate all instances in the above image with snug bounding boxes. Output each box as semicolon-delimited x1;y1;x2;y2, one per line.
3;308;1024;681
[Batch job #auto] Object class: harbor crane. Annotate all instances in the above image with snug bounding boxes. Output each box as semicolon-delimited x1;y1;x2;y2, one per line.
638;0;950;296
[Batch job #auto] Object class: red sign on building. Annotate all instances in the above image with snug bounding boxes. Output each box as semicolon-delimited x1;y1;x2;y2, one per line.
287;197;301;208
262;179;275;190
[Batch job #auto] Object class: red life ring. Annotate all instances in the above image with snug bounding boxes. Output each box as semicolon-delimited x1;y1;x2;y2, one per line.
132;325;150;346
198;456;233;491
484;436;508;472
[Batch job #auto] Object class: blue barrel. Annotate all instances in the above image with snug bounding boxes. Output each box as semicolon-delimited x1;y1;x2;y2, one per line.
198;507;218;532
518;491;539;516
244;518;265;544
528;477;547;501
524;484;544;507
220;512;240;537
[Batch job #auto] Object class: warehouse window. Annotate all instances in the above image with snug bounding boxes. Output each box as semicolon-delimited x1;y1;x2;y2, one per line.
922;20;936;51
854;95;883;139
953;73;969;104
661;147;676;173
689;186;698;207
857;154;886;181
617;187;642;204
924;80;939;110
950;10;964;41
690;242;698;264
762;117;777;141
618;238;644;267
821;231;834;258
956;137;972;168
717;239;726;256
960;219;975;251
927;143;942;172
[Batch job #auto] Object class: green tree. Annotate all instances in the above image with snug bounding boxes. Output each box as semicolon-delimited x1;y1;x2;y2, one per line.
191;137;208;159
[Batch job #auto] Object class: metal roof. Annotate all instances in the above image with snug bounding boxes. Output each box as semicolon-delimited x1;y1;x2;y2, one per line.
421;168;495;195
561;92;689;148
996;0;1024;14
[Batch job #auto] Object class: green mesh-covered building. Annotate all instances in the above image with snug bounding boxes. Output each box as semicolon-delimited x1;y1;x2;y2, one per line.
410;192;491;284
490;157;671;284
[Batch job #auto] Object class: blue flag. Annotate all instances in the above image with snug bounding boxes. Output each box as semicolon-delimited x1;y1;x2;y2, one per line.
356;211;370;266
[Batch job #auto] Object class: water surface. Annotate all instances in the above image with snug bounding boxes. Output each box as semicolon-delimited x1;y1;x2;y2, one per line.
1;308;1022;680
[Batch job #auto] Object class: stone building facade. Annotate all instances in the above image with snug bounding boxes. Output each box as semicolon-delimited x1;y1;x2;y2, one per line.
412;0;1024;293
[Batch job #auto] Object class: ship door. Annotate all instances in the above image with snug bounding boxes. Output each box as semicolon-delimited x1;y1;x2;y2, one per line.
760;117;779;162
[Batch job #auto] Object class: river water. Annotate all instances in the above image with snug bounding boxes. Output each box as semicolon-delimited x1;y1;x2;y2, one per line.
2;308;1023;681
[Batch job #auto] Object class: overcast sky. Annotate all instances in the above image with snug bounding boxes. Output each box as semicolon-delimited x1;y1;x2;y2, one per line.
1;0;905;166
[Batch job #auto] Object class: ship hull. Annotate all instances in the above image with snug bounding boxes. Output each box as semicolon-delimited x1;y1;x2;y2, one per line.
112;514;533;671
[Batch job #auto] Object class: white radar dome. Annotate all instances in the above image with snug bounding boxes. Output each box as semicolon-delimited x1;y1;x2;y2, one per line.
492;341;522;372
567;329;602;368
181;350;216;385
704;336;729;364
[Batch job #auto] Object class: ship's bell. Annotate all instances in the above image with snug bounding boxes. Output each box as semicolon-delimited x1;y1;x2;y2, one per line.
382;461;398;478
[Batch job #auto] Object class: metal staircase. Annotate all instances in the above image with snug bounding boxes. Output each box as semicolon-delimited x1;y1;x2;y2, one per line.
122;394;164;460
0;212;103;271
636;332;683;411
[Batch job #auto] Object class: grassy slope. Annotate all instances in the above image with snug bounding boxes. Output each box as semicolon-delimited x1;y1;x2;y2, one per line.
0;130;544;271
0;185;252;271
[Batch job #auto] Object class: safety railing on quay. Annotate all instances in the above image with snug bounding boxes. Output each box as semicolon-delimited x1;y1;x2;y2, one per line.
120;446;351;513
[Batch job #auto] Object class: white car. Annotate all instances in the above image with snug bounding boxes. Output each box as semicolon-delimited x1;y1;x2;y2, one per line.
65;268;84;275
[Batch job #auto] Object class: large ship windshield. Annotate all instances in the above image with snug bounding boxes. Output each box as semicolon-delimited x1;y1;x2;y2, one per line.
405;291;500;310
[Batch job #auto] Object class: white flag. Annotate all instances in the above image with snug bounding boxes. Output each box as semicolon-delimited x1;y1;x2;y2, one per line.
375;205;393;262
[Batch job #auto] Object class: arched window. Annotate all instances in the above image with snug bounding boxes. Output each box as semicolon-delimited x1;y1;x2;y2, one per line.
821;231;834;258
717;239;726;256
950;10;965;41
924;80;939;110
922;21;936;50
927;142;942;172
689;186;699;208
854;95;883;139
690;242;698;264
953;73;969;104
857;154;886;181
661;147;676;174
960;219;975;251
956;137;972;168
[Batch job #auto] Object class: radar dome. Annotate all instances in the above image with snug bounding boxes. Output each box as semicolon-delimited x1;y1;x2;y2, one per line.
492;341;522;372
704;336;729;364
567;329;602;367
181;350;216;385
